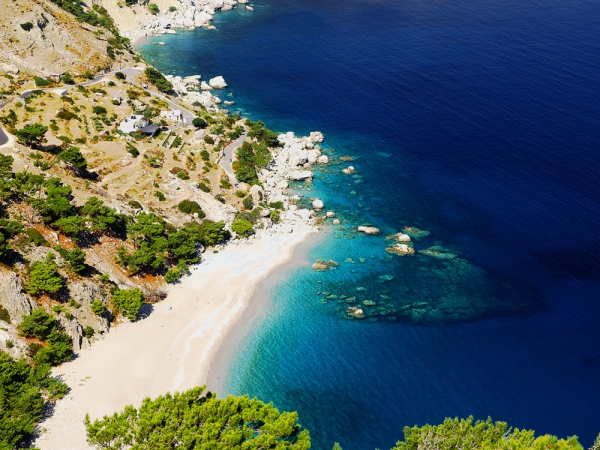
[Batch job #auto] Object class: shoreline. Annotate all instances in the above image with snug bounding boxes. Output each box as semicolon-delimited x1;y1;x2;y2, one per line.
205;231;325;395
35;228;316;449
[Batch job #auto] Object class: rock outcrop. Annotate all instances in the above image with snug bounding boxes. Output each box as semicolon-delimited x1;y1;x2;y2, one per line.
357;226;381;235
0;271;37;324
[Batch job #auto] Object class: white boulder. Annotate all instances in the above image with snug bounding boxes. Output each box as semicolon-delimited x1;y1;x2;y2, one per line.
312;199;324;210
209;76;228;89
358;226;381;235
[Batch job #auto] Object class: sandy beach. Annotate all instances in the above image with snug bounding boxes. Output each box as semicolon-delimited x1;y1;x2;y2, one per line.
35;229;314;450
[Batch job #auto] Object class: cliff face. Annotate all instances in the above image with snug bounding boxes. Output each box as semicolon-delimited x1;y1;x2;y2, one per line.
0;0;126;76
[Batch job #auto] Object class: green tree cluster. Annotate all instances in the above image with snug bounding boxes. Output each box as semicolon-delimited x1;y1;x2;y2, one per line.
144;67;172;93
111;287;145;321
234;141;272;185
0;352;67;449
85;386;311;450
24;255;63;296
246;119;281;147
18;308;74;365
56;146;88;173
13;123;48;147
232;218;254;237
177;199;205;217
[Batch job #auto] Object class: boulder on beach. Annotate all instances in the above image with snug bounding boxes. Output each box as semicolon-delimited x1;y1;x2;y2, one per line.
357;226;381;235
311;259;339;271
209;76;228;89
385;243;415;256
312;199;324;210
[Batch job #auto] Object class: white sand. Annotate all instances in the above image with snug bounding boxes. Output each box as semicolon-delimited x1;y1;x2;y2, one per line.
35;230;314;449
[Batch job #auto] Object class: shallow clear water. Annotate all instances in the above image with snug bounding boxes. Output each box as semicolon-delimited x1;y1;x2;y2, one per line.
139;1;600;448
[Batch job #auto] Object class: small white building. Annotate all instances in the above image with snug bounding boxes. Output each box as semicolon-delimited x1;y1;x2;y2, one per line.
118;115;148;134
160;109;182;123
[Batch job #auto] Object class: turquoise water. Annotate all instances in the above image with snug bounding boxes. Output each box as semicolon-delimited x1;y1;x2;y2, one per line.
138;1;600;449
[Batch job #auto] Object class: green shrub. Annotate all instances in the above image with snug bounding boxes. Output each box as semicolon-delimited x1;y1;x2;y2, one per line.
192;117;207;128
148;3;159;14
84;326;94;337
25;228;49;247
200;150;210;161
126;143;140;157
56;109;79;121
270;209;280;223
115;72;126;80
91;299;106;316
168;5;176;11
164;268;181;283
56;146;87;171
197;182;210;193
269;201;284;210
144;67;171;92
204;135;215;145
128;200;142;209
0;305;11;323
61;72;74;84
92;105;107;115
25;256;63;296
177;200;205;217
14;122;48;147
82;71;94;80
20;22;34;31
243;195;254;210
232;219;254;237
34;76;50;87
18;308;55;340
235;190;245;198
6;339;14;348
33;329;73;365
112;288;145;321
154;191;165;201
55;245;86;273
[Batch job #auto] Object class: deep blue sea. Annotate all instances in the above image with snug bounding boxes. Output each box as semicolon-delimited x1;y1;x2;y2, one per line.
138;1;600;448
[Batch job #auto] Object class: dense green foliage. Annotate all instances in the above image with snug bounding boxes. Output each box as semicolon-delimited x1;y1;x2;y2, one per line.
20;22;34;31
0;352;67;449
85;386;311;450
394;417;583;450
24;256;63;296
14;123;48;147
91;299;106;316
246;119;280;148
145;67;172;93
55;245;86;273
234;141;272;186
17;308;74;366
192;117;207;128
56;146;88;172
243;195;254;210
232;219;254;237
178;200;205;217
18;308;55;340
111;288;145;321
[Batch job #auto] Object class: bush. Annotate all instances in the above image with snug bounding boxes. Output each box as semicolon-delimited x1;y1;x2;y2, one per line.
177;200;205;217
25;228;49;247
128;200;142;209
56;109;79;121
0;305;11;323
33;329;73;365
25;256;63;296
204;135;215;145
164;268;181;283
20;22;34;31
168;5;176;11
144;67;172;92
18;308;55;340
14;123;48;147
148;3;159;14
192;117;207;129
92;105;107;115
84;326;94;337
55;245;86;273
270;209;280;223
112;288;145;321
269;201;284;210
61;72;74;84
91;299;106;316
197;182;210;193
126;143;140;157
243;195;254;210
232;219;254;237
154;191;165;201
34;76;50;87
56;146;87;171
84;387;311;449
115;72;126;80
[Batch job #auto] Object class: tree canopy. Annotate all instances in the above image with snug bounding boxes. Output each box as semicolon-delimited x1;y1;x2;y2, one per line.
13;123;48;147
85;386;311;450
394;417;584;450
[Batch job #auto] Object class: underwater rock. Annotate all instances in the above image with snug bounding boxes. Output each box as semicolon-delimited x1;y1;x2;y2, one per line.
418;247;457;259
410;308;427;324
311;259;339;271
363;300;376;306
340;156;355;161
385;243;415;256
326;211;336;218
357;226;381;235
346;306;365;318
333;219;341;225
356;287;367;292
378;275;395;282
402;226;431;239
342;166;355;174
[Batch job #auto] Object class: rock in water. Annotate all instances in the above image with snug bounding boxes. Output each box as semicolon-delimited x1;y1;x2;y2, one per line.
311;259;339;271
342;166;355;174
385;243;415;256
386;232;411;243
333;219;341;225
312;199;324;209
357;226;381;235
402;226;431;239
209;76;228;89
